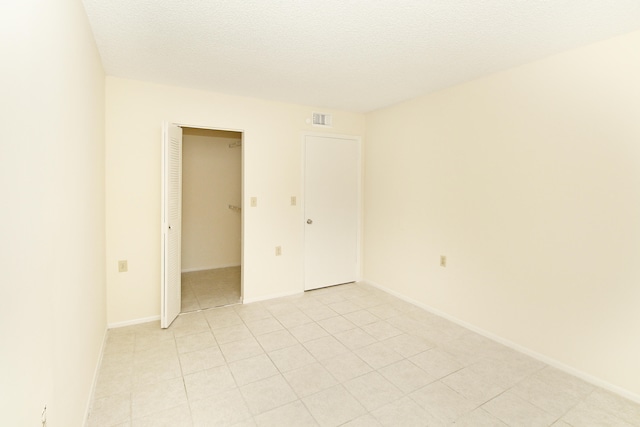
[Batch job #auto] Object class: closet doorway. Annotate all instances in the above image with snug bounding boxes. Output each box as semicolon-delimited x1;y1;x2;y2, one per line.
180;127;242;313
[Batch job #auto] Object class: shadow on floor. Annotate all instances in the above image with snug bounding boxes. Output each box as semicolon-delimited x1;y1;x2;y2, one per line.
181;266;240;312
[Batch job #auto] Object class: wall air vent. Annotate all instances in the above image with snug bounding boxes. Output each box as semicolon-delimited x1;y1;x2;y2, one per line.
312;112;332;127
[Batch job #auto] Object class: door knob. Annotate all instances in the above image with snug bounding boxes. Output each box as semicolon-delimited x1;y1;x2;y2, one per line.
307;219;313;224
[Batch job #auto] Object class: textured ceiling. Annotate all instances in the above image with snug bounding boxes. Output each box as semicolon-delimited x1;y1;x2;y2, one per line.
82;0;640;112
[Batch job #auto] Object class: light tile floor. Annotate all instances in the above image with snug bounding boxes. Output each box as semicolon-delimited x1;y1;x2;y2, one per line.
181;267;241;313
88;282;640;427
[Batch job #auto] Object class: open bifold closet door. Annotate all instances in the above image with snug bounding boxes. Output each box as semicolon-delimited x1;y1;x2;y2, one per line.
161;123;182;328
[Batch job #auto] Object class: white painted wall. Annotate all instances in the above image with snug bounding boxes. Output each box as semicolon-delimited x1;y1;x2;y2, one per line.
3;1;637;420
364;30;640;399
0;0;106;425
182;128;242;271
105;77;366;324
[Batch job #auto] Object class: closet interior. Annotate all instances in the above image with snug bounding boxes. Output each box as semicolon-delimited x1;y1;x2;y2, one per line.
180;128;242;312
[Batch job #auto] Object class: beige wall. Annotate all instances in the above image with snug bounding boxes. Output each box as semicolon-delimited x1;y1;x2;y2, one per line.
0;0;106;425
182;129;242;271
364;30;640;399
105;77;366;324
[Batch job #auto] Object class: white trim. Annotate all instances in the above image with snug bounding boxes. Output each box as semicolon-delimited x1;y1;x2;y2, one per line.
239;130;245;303
243;290;303;304
361;278;640;405
181;264;241;273
108;315;161;329
82;328;108;427
298;134;306;292
301;132;363;292
161;122;168;328
173;122;244;134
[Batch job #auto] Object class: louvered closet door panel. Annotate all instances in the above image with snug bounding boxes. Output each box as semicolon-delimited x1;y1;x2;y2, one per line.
161;123;182;328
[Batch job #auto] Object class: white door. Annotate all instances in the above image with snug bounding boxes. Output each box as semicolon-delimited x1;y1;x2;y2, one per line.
161;123;182;328
304;135;359;291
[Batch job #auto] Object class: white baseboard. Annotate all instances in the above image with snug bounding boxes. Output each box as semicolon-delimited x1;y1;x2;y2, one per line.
243;290;303;304
83;328;108;427
107;315;161;329
181;264;240;273
361;278;640;404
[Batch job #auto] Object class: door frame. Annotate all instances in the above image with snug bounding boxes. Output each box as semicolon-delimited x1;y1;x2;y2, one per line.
161;122;245;326
300;132;363;291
